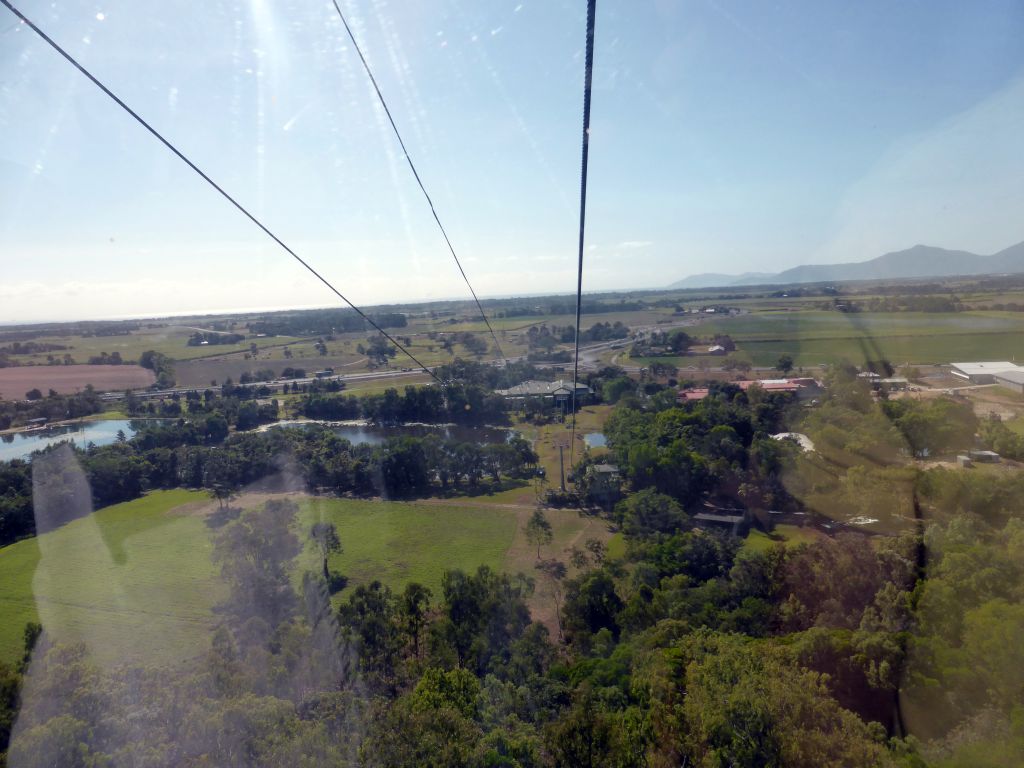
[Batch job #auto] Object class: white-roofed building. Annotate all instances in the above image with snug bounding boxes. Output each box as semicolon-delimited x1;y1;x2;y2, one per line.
950;362;1022;384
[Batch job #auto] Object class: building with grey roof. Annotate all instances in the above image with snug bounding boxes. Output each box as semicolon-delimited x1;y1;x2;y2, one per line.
993;369;1024;394
495;379;592;405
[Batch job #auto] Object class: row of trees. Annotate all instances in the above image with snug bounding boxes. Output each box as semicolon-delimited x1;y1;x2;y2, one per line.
186;331;246;346
0;419;539;547
0;387;104;430
247;309;408;337
298;383;510;427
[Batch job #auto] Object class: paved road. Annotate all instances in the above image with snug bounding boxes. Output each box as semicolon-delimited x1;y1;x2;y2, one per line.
100;367;429;401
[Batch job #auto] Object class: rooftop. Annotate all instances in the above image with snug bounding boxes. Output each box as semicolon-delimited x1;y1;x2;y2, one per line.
678;379;807;400
496;379;593;397
679;388;710;401
993;369;1024;385
736;379;803;392
951;361;1021;376
771;432;815;451
694;512;746;524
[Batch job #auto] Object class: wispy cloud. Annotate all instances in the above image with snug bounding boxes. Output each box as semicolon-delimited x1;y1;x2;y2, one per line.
618;240;654;249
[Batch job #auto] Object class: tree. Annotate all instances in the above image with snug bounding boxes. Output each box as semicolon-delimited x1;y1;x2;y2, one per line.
585;538;607;565
776;354;795;374
310;522;342;581
616;488;688;537
568;546;590;570
340;580;402;688
668;329;692;353
545;692;631;768
399;583;432;657
535;558;568;640
213;499;302;631
643;630;889;767
602;376;634;404
525;508;553;559
24;388;42;401
563;570;623;643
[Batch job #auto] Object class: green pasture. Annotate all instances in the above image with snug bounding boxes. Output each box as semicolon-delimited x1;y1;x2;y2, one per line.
741;524;824;554
8;327;296;366
300;498;518;603
651;311;1024;367
0;490;527;665
0;489;214;667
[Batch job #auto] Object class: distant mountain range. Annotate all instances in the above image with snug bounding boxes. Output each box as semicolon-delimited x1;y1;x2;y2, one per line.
668;240;1024;289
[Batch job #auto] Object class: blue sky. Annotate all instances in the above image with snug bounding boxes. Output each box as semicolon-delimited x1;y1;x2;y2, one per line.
1;0;1023;321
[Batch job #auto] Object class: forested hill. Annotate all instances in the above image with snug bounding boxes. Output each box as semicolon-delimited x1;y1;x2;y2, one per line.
668;239;1024;288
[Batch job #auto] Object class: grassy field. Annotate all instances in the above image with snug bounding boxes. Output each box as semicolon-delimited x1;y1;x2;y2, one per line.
741;524;825;554
7;326;298;366
0;489;215;667
643;310;1024;368
300;498;518;601
0;485;609;664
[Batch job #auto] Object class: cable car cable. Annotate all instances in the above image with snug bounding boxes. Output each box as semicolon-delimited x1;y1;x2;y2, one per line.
569;0;597;467
1;0;445;386
330;0;509;365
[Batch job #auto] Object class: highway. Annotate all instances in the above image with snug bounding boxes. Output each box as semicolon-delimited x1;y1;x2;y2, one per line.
97;323;764;403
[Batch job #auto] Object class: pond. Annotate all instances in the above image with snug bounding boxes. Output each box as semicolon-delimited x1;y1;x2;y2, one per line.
584;432;607;449
273;421;518;447
0;419;520;464
0;419;171;462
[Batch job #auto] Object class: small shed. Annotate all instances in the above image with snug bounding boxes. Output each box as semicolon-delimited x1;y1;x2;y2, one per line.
693;510;751;536
878;377;909;392
968;450;1000;463
586;464;622;508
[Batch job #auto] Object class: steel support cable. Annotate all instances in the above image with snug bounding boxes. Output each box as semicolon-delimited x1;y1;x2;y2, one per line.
1;0;444;386
569;0;597;468
330;1;508;365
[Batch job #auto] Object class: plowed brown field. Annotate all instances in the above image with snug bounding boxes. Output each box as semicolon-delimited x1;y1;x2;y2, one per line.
0;365;155;399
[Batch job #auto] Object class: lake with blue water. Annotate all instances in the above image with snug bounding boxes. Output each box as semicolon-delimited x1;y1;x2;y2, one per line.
0;419;170;462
